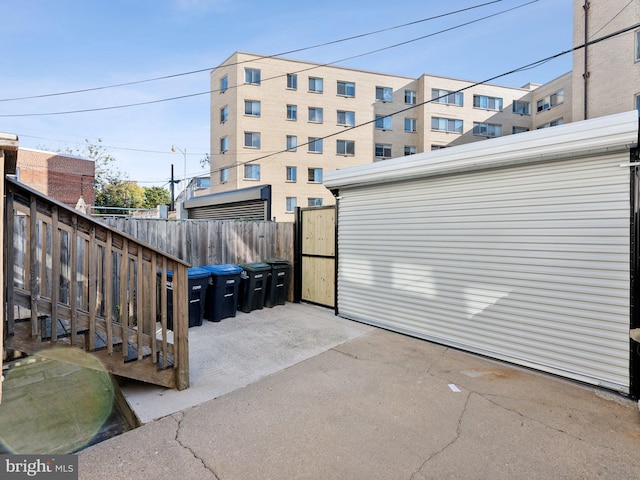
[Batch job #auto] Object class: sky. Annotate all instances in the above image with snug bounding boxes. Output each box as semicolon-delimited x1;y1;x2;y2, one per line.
0;0;574;192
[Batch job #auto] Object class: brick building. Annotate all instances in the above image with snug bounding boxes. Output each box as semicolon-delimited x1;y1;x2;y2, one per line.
16;148;95;209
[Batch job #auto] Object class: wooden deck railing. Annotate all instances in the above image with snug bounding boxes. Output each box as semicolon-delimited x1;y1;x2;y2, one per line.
4;178;190;390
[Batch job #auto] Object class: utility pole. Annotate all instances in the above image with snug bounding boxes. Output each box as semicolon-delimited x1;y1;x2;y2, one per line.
170;164;176;211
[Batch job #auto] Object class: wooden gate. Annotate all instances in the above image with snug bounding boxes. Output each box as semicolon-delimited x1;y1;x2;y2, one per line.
295;206;336;308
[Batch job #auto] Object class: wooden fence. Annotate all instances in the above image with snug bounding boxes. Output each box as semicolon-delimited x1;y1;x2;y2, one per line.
99;218;295;268
6;178;191;390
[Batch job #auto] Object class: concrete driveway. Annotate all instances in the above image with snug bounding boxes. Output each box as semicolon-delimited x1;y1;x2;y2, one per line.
78;303;640;479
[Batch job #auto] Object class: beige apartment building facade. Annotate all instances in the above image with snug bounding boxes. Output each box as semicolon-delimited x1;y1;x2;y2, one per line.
208;1;639;221
209;52;555;221
572;0;640;121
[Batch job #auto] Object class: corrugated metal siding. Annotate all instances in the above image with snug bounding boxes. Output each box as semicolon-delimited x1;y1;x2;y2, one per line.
337;153;631;392
187;200;266;220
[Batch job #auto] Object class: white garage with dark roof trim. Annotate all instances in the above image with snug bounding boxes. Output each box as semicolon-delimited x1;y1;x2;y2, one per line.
324;110;640;398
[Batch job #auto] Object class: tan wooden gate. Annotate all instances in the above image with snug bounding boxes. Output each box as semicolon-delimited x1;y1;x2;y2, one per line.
295;206;336;308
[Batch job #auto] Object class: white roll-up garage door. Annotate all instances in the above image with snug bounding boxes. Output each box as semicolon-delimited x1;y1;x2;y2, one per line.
336;152;631;392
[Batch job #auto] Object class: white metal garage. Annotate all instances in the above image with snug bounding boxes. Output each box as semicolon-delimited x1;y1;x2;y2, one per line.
324;111;639;395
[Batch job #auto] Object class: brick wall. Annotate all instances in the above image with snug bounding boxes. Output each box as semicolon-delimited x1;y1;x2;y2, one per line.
17;149;95;209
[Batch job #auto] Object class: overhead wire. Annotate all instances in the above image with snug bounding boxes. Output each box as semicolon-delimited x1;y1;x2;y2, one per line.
103;17;640;186
204;21;640;178
588;0;634;40
0;0;538;118
0;0;505;103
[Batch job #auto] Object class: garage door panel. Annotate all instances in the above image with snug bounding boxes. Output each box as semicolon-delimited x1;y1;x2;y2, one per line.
337;154;631;392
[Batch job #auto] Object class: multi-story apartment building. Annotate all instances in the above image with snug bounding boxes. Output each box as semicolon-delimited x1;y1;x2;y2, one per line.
528;72;573;129
572;0;640;121
207;1;637;221
209;52;544;221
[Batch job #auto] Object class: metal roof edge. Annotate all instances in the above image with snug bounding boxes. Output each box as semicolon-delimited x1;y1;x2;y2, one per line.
324;110;639;189
184;184;270;209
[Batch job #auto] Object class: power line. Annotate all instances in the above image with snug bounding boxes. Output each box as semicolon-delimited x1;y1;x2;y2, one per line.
0;0;537;118
588;0;634;40
206;21;640;177
0;0;504;103
17;133;209;156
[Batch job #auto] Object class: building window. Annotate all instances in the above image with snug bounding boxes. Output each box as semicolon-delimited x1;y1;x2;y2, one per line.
244;164;260;180
404;118;417;133
337;110;355;126
405;90;417;105
473;95;503;111
308;198;323;207
220;105;228;123
286;166;297;182
375;143;392;159
512;126;530;134
513;100;530;115
244;132;260;148
287;104;297;121
308;107;323;123
337;81;355;97
196;177;210;189
375;86;393;102
286;135;297;152
431;145;447;151
404;146;417;156
375;115;392;130
473;122;502;137
337;140;355;156
220;75;228;93
308;137;323;153
287;73;297;90
537;118;564;129
245;68;260;85
636;94;640;115
431;117;463;133
309;77;323;93
432;89;463;106
286;197;297;212
244;100;261;117
636;31;640;61
308;168;323;183
220;136;228;153
536;90;564;112
220;168;228;183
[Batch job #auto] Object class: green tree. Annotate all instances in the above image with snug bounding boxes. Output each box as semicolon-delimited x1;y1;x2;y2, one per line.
143;186;171;209
95;181;145;215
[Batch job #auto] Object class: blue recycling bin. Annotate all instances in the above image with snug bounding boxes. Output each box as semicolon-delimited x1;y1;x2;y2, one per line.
200;264;243;322
159;267;210;330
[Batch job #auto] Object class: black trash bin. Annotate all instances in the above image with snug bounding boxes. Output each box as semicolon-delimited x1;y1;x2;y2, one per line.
238;262;271;313
264;258;291;307
201;264;243;322
158;267;210;330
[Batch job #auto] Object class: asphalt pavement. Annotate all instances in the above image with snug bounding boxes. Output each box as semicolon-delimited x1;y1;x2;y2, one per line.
78;303;640;480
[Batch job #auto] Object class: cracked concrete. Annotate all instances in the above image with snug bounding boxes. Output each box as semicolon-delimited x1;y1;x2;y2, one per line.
78;305;640;479
173;413;220;480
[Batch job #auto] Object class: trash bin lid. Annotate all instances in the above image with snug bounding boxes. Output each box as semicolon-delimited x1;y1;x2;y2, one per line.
188;267;211;280
264;258;290;265
201;264;243;275
239;262;272;272
157;269;173;280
